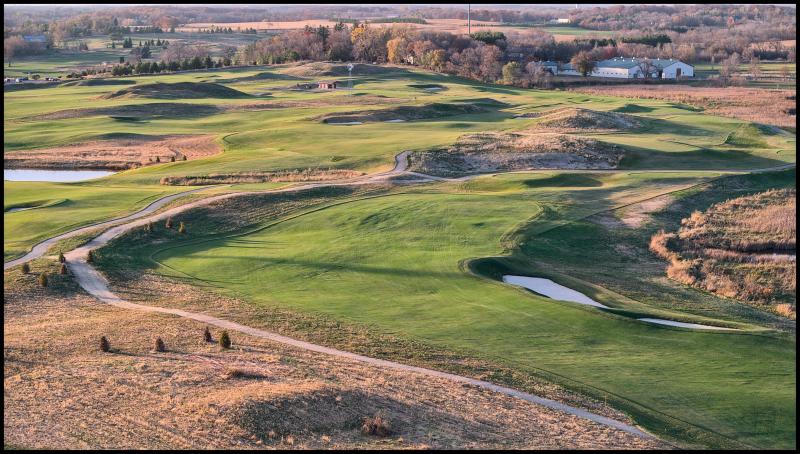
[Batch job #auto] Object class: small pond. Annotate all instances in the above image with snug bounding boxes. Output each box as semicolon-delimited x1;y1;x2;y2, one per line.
4;169;115;182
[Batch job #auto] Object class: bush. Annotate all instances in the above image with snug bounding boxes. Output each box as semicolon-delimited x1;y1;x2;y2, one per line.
178;222;186;234
165;217;173;229
204;326;212;342
58;251;66;263
38;272;48;287
21;262;30;274
60;263;68;275
219;330;231;349
145;221;153;233
100;336;111;352
154;337;166;352
86;250;94;263
361;413;392;437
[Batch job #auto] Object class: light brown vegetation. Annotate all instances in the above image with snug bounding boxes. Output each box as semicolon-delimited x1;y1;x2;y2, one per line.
4;270;665;449
524;107;642;132
409;132;625;176
4;135;221;171
568;85;796;128
160;169;363;186
649;189;796;318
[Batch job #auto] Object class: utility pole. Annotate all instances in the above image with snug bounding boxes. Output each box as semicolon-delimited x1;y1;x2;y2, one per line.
467;4;471;35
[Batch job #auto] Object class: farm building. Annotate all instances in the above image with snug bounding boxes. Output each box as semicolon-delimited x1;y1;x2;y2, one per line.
549;58;694;79
318;81;338;89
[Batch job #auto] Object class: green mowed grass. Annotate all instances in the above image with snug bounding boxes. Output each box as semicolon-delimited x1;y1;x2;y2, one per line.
3;179;186;260
106;171;795;449
4;64;795;259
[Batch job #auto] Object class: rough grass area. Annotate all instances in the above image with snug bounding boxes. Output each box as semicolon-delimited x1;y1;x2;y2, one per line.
569;85;797;128
62;79;136;87
283;62;400;78
160;169;363;186
315;102;487;124
4;134;221;171
650;188;796;318
408;132;625;176
101;82;251;99
27;102;222;121
523;107;642;131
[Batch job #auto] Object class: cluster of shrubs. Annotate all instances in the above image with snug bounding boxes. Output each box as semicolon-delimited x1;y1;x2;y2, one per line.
20;252;70;287
99;327;231;353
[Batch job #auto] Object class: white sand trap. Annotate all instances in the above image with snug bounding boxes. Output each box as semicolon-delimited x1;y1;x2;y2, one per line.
503;275;738;331
637;318;737;331
385;119;406;123
329;121;363;125
502;275;609;308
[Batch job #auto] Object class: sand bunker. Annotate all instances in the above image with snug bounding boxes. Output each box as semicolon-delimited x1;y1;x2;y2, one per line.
408;132;625;177
522;108;641;132
503;275;737;331
4;134;221;171
316;103;486;124
101;82;251;99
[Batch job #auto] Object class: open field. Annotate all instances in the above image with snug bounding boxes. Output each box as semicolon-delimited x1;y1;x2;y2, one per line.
5;63;795;262
4;61;796;449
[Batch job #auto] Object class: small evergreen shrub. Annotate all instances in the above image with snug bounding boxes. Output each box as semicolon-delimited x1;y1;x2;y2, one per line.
165;217;173;229
100;336;111;352
178;222;186;234
38;272;48;287
60;263;68;275
154;337;166;352
21;263;30;274
219;330;231;349
204;326;212;342
58;251;66;263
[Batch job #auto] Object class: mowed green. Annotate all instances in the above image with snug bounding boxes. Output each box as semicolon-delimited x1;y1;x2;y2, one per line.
137;172;795;449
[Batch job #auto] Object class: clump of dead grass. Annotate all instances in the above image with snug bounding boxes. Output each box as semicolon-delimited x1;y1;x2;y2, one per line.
361;412;393;437
650;188;796;318
160;169;363;186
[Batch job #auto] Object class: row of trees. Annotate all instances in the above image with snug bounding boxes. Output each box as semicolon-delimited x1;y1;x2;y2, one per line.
110;55;234;75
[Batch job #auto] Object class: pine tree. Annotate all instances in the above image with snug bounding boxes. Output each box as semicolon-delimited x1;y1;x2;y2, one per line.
21;262;30;274
86;250;94;263
38;272;48;287
100;336;110;352
154;337;166;352
60;263;68;275
204;326;212;342
219;330;231;349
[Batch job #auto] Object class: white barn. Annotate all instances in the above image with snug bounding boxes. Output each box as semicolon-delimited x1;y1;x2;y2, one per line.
552;57;694;79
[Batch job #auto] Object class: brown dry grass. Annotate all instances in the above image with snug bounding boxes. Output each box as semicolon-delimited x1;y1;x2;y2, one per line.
160;169;363;186
4;267;665;449
568;85;796;128
649;189;796;318
4;135;221;171
409;132;625;176
525;107;642;132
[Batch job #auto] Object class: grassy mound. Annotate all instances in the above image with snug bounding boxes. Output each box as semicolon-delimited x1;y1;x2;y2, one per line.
408;132;625;176
317;103;486;124
30;103;222;121
526;107;641;131
101;82;251;99
283;62;398;78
